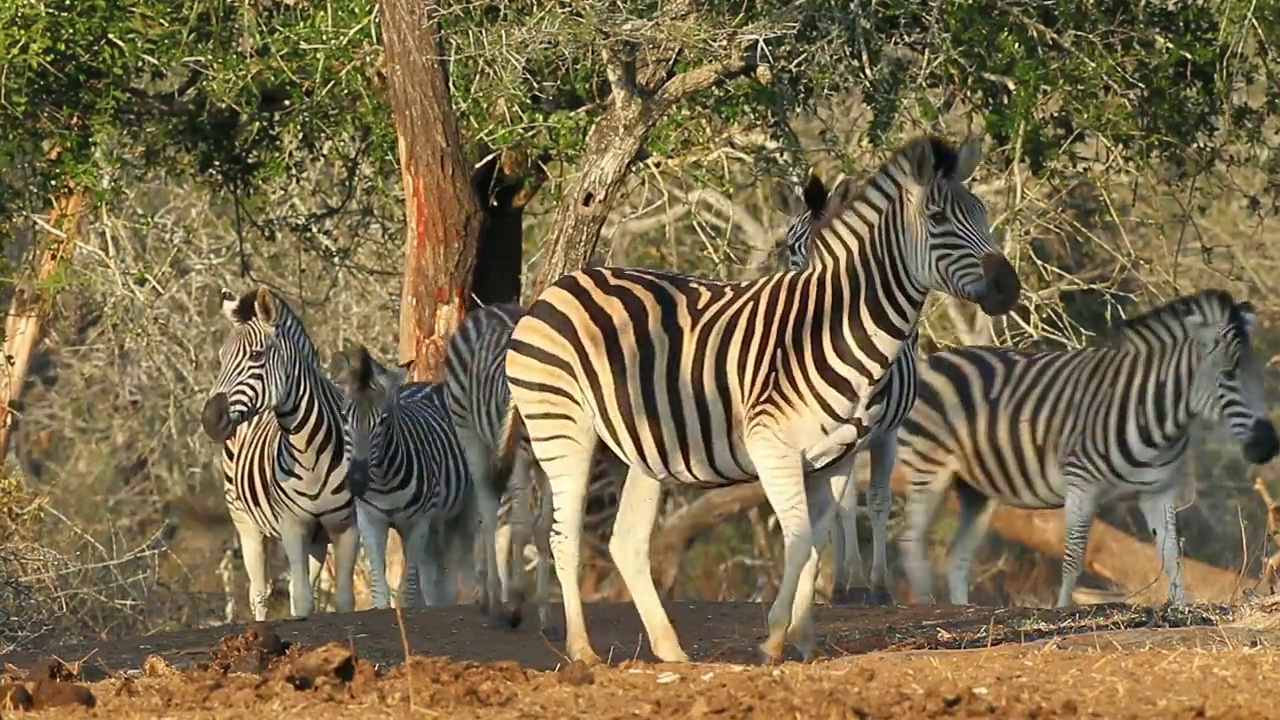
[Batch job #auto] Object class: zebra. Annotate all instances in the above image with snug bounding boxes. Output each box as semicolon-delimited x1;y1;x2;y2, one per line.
504;134;1022;664
770;173;921;607
200;286;361;621
332;344;475;609
443;302;627;635
895;289;1279;608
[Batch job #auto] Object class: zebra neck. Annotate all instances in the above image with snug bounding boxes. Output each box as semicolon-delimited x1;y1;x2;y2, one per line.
371;408;416;484
1127;341;1198;443
274;362;347;473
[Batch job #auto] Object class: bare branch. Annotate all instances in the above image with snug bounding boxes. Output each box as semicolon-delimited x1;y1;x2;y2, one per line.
652;55;759;113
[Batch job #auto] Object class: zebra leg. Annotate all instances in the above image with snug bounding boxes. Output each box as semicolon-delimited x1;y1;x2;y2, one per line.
535;440;598;664
945;482;997;605
279;518;317;619
307;538;327;597
330;521;359;614
866;433;897;606
1138;485;1184;605
785;465;847;661
749;438;813;664
401;517;430;608
532;466;559;641
830;462;869;605
501;448;538;627
898;468;953;606
233;515;272;622
1056;480;1099;608
609;465;688;662
358;505;393;610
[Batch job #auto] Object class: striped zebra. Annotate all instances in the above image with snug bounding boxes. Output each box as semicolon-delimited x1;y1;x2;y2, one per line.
332;345;475;609
200;286;361;621
443;303;626;635
895;289;1279;608
504;134;1022;664
771;174;921;607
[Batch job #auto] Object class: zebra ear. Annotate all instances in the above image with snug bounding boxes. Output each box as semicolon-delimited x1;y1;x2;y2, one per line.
769;180;806;218
1237;302;1257;334
329;350;350;382
952;137;983;182
254;286;279;326
388;360;412;387
824;176;858;215
220;288;240;322
800;174;829;216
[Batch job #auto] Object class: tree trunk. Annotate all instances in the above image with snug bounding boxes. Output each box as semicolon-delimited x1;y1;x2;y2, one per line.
469;149;547;307
380;0;482;383
0;189;83;463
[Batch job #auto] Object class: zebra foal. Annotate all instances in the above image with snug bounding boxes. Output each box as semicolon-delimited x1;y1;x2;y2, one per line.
896;289;1279;607
505;134;1022;664
200;286;361;620
332;345;475;609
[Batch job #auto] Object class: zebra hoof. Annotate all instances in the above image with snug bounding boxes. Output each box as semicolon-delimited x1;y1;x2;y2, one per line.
503;603;524;630
869;589;894;607
540;624;564;643
830;587;874;606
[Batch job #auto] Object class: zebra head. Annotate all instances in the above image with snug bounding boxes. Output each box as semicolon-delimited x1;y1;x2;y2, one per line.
1184;294;1278;465
332;344;411;495
770;174;831;271
201;286;310;444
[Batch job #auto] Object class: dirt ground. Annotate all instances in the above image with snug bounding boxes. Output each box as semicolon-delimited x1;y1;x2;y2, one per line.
2;601;1278;718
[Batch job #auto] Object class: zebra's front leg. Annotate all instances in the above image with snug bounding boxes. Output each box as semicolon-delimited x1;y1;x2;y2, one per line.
1138;484;1185;605
1056;479;1100;608
401;516;430;608
784;463;849;661
330;519;360;614
233;515;272;622
357;504;393;610
609;465;688;663
749;437;815;664
280;517;317;619
865;434;897;606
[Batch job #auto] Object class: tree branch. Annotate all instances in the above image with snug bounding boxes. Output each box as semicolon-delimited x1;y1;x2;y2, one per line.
652;55;759;114
603;44;640;111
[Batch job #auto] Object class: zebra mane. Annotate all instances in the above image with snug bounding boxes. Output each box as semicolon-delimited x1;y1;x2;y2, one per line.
231;286;328;370
811;135;963;233
1113;289;1250;342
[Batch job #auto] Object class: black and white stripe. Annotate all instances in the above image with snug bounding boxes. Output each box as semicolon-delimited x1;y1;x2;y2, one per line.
200;286;361;621
333;345;475;609
896;289;1278;607
505;134;1022;664
443;302;625;635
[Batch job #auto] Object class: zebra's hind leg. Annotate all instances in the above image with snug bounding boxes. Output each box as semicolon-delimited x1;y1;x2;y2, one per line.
357;504;393;609
865;434;898;606
945;481;997;606
532;464;559;642
830;461;870;606
1138;484;1184;604
232;514;272;622
897;467;953;606
1056;478;1100;608
609;465;688;662
401;516;431;608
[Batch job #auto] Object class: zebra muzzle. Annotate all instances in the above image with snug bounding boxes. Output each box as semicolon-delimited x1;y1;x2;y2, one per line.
977;253;1021;316
201;393;236;443
1244;419;1280;465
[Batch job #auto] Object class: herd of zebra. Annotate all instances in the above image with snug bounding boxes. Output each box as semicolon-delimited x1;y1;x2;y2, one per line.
198;133;1279;666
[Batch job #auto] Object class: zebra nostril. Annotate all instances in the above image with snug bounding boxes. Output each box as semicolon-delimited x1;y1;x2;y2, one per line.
978;253;1020;316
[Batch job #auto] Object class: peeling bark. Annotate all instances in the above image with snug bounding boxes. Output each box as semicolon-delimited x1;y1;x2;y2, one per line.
380;0;481;382
0;189;83;463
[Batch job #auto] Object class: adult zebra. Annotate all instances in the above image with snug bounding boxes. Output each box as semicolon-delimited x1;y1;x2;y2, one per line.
200;286;361;621
505;134;1022;664
897;289;1279;608
443;302;627;633
333;345;475;609
771;173;921;607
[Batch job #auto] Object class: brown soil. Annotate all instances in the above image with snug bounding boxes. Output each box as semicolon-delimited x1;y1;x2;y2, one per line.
1;601;1277;718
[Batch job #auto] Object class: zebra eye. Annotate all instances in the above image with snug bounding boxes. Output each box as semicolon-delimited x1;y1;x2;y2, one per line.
248;348;266;362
